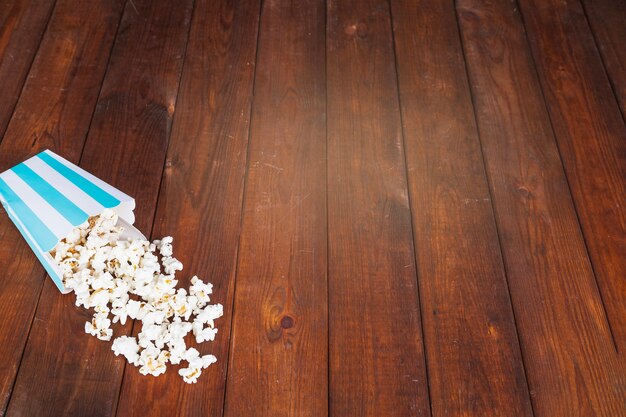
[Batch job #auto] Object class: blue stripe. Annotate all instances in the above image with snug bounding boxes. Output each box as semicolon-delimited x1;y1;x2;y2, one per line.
4;205;65;291
38;152;120;208
12;163;89;226
0;178;58;251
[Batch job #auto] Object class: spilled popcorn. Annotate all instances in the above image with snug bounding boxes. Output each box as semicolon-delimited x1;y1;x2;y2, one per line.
51;209;223;384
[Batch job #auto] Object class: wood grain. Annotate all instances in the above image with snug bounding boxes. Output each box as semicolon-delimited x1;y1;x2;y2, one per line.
223;0;327;416
115;0;261;416
518;0;626;352
389;0;533;415
456;0;626;414
0;0;624;415
327;0;430;415
581;0;626;118
4;1;192;416
0;0;56;140
0;0;124;413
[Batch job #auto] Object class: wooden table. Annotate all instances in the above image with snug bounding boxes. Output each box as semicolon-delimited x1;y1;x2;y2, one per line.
0;0;624;415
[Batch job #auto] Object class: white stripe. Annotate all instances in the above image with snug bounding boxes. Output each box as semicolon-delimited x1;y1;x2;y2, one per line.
1;170;73;239
0;191;45;254
24;156;105;217
2;189;67;292
42;150;133;203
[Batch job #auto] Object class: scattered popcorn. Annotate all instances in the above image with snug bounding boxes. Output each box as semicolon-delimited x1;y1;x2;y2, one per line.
53;209;223;384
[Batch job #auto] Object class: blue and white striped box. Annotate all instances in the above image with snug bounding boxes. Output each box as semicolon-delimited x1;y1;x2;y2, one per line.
0;149;145;293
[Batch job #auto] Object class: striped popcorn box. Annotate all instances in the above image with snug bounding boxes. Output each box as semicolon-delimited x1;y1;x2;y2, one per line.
0;149;145;293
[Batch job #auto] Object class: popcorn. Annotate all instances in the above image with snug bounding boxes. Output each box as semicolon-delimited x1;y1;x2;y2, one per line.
111;299;130;325
138;344;169;377
112;336;140;364
168;342;187;365
169;290;193;320
85;312;113;341
195;303;224;328
91;271;115;290
157;236;173;257
190;276;213;306
88;289;111;309
162;256;183;275
192;320;218;343
125;299;143;320
52;209;223;383
178;348;217;384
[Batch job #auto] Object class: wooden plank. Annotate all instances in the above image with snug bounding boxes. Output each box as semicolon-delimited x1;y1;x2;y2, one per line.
0;0;56;140
456;0;626;415
223;0;327;416
518;0;626;351
4;1;192;416
115;0;261;416
581;0;626;118
326;0;430;415
389;0;533;415
0;0;124;413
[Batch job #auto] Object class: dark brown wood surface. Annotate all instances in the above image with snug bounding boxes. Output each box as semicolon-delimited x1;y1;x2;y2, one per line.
0;0;624;415
457;0;625;414
0;0;125;413
390;0;533;415
582;0;626;118
0;0;56;140
518;0;626;352
116;0;260;416
223;0;327;416
326;0;430;415
5;1;192;416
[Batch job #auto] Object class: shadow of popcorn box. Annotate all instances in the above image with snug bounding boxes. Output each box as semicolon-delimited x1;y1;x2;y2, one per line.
0;149;146;293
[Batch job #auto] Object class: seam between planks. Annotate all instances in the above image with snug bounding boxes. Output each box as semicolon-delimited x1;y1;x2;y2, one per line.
1;1;128;414
451;0;537;414
220;0;264;414
73;0;130;172
2;279;44;417
577;0;626;127
385;1;434;415
513;0;618;353
0;0;59;145
111;1;198;415
324;0;330;415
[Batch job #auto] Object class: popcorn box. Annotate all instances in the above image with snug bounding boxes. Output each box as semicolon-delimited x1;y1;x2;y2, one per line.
0;150;146;293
